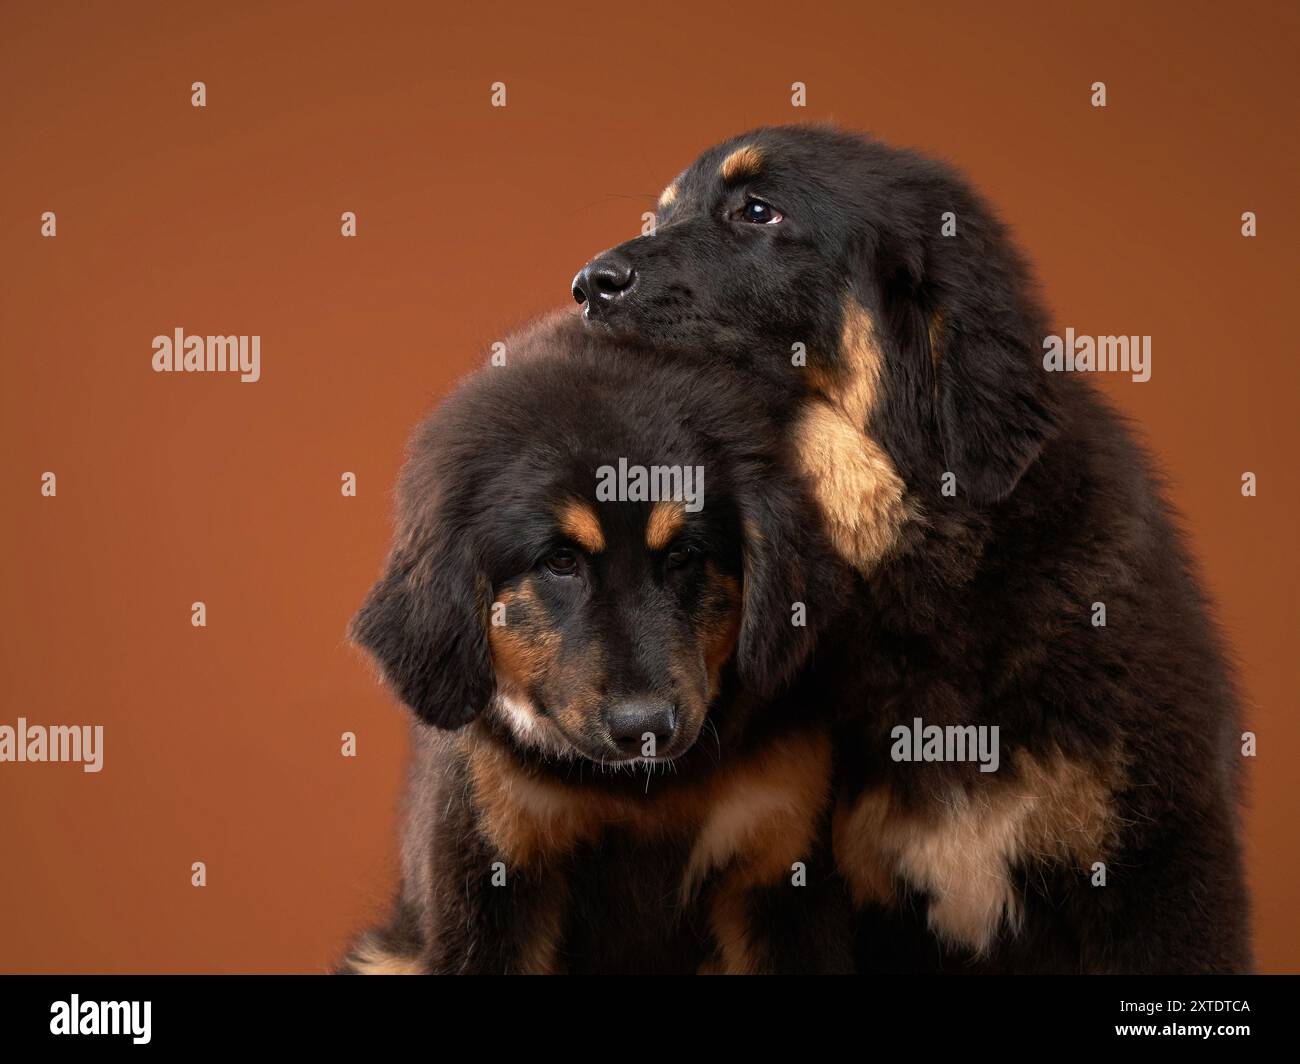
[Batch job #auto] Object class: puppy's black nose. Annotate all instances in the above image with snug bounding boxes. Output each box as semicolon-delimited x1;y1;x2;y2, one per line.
572;252;636;310
605;699;677;749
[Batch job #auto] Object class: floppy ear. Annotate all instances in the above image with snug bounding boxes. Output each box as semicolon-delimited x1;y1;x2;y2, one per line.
350;527;494;730
734;487;846;698
878;191;1060;505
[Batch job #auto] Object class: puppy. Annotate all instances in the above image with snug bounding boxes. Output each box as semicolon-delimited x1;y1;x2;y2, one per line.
573;124;1062;576
573;126;1252;972
339;313;853;974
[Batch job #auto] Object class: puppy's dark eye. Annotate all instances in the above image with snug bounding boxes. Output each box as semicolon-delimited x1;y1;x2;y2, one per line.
666;545;699;569
544;549;579;577
735;198;782;225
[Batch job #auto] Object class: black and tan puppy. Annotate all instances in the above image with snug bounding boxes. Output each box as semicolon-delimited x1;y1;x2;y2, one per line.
573;125;1252;972
340;313;853;974
573;125;1066;574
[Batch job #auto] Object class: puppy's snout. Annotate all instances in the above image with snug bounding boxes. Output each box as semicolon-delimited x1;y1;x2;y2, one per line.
605;698;677;749
572;252;636;313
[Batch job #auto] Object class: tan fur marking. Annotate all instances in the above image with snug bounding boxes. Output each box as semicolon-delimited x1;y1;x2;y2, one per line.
646;499;687;551
833;750;1118;954
485;583;569;757
466;736;609;867
810;298;884;428
689;731;830;973
488;582;559;695
658;183;678;208
466;720;832;970
796;298;910;572
682;728;831;900
794;401;907;571
557;498;605;553
467;720;831;886
719;145;764;184
348;937;423;975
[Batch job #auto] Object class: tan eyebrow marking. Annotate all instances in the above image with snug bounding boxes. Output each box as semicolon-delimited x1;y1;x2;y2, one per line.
645;499;686;551
658;183;678;208
719;145;765;184
557;499;605;553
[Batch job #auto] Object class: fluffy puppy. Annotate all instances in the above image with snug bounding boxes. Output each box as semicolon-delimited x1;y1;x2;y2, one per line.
339;313;852;974
573;125;1252;972
573;123;1061;574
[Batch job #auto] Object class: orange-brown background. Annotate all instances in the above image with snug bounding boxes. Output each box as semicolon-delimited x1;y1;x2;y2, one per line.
1;0;1296;973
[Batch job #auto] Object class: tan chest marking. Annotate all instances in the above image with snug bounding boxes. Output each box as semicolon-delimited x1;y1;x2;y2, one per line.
468;727;831;878
686;728;832;975
467;727;832;975
466;738;612;867
833;750;1117;954
682;728;832;899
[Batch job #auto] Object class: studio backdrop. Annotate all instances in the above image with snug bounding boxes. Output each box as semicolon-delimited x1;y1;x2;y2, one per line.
1;0;1296;973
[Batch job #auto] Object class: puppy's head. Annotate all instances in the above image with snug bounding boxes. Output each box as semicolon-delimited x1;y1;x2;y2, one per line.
573;125;1059;504
352;316;840;764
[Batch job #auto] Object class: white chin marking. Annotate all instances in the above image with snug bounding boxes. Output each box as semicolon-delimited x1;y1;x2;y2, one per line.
496;694;543;745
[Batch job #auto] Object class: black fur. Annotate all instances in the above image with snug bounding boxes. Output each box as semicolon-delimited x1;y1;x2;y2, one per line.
342;314;853;973
571;125;1252;973
341;126;1250;974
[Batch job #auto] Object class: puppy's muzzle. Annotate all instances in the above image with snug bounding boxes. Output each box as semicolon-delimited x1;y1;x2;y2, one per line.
572;251;637;319
604;697;676;755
